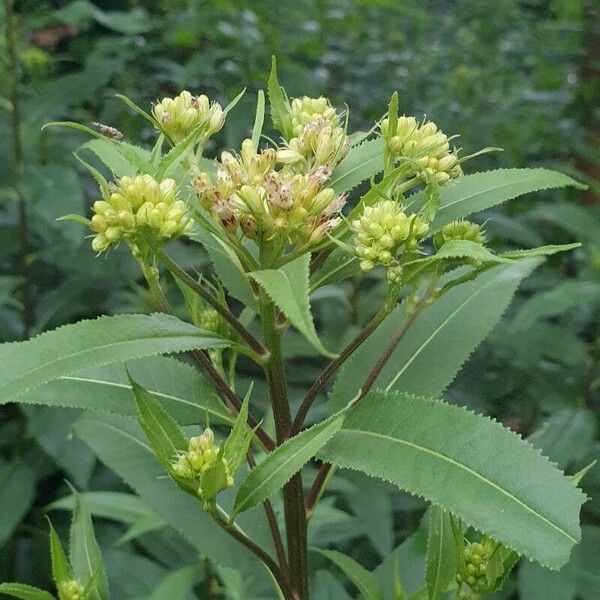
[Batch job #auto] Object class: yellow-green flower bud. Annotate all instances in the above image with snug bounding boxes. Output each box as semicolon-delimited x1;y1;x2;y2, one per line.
458;538;496;596
152;90;224;144
58;579;85;600
433;220;486;249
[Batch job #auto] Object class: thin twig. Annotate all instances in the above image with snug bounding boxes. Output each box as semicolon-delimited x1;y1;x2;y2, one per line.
157;249;267;358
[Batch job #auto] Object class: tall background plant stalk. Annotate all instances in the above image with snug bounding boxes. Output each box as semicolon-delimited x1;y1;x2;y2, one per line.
3;0;32;339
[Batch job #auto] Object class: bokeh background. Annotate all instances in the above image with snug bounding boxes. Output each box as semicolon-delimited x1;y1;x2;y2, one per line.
1;1;599;598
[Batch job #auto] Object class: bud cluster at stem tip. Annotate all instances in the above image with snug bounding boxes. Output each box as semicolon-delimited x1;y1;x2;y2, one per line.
433;219;486;249
456;538;496;597
277;96;349;168
152;90;225;144
352;199;429;278
381;115;462;184
57;579;85;600
90;174;193;254
194;138;346;251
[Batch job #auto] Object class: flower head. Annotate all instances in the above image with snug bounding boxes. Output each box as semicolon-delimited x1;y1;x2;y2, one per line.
433;220;486;249
152;91;224;144
58;580;85;600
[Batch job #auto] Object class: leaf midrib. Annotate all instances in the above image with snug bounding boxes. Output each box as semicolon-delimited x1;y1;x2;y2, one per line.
337;428;577;543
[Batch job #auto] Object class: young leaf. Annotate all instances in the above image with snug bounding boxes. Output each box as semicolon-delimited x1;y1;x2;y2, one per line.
319;390;586;569
0;313;229;405
329;137;385;195
251;90;266;150
330;259;541;410
233;412;344;516
129;372;188;470
81;138;137;177
115;93;159;129
426;506;457;600
47;518;72;585
155;120;211;179
312;548;384;600
0;583;56;600
408;168;585;232
267;56;292;139
249;254;336;357
223;384;254;473
69;489;109;600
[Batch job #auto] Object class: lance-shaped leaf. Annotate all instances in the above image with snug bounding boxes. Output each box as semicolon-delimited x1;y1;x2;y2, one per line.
129;373;188;471
408;168;584;232
329;137;385;194
48;518;72;585
251;90;266;150
268;57;292;139
148;566;200;600
233;412;344;516
500;243;581;259
0;313;229;404
13;357;231;425
69;489;109;600
249;254;336;357
0;584;56;600
330;259;540;410
312;548;384;600
426;507;457;600
319;390;586;569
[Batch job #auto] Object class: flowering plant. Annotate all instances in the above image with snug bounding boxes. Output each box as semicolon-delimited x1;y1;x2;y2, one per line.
0;59;587;600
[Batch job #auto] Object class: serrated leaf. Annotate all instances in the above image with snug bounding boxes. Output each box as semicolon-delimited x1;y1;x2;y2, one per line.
155;120;210;179
330;137;385;194
0;583;56;600
129;373;188;470
267;56;292;139
249;254;336;357
426;506;457;600
148;566;199;600
408;168;584;232
233;412;344;516
310;248;360;291
330;260;541;410
500;243;581;259
82;138;137;177
312;548;384;600
223;385;253;473
73;413;268;580
48;518;72;585
69;490;109;600
251;90;266;150
15;356;231;425
319;390;586;569
0;313;229;405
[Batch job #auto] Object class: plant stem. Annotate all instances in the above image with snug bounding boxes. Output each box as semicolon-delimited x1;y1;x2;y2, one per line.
157;248;267;359
305;281;438;517
291;305;390;434
4;0;32;339
142;263;275;452
212;505;294;599
261;299;309;600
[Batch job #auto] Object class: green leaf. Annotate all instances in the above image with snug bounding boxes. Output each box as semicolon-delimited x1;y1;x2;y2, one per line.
319;390;586;569
18;357;231;425
223;385;254;473
0;583;56;600
115;93;159;129
312;548;384;600
129;372;188;470
0;462;36;545
310;248;360;291
330;137;385;195
267;56;292;139
73;413;268;580
0;313;229;404
69;489;109;600
408;168;585;232
251;90;266;150
233;412;344;516
82;138;137;177
330;260;541;410
47;518;72;585
249;254;336;357
500;243;581;259
148;566;200;600
426;506;457;600
155;120;210;179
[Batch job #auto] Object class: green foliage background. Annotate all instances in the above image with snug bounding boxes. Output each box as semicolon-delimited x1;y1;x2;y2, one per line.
0;0;598;598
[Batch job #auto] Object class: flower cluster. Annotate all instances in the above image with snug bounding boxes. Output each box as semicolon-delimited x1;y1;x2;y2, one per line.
352;200;429;274
381;115;462;184
433;219;486;249
195;138;346;250
90;174;193;253
152;91;224;144
171;427;234;502
57;580;85;600
456;539;495;596
277;96;349;168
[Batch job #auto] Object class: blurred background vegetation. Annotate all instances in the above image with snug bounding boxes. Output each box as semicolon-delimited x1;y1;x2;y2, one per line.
1;0;599;598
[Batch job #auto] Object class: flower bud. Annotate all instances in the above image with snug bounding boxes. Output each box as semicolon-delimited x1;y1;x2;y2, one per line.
58;579;85;600
433;220;486;249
